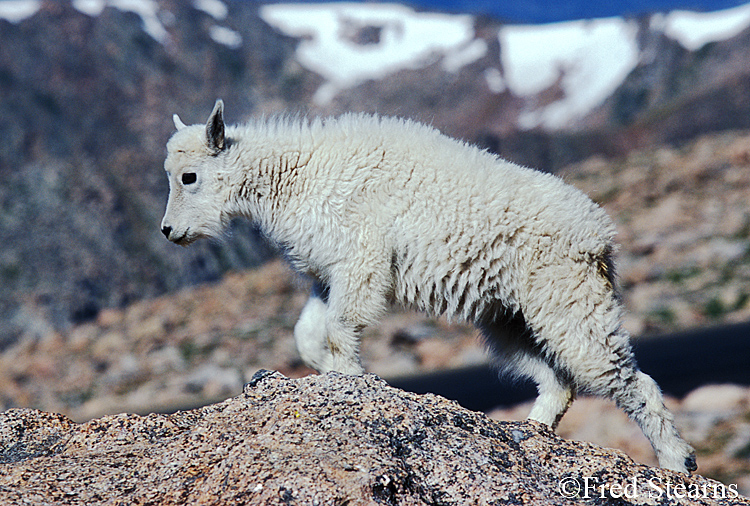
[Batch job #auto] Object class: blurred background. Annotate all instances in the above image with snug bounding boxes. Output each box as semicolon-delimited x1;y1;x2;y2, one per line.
1;0;749;492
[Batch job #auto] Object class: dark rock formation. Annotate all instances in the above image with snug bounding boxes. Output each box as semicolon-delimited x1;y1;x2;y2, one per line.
0;371;745;505
0;0;300;340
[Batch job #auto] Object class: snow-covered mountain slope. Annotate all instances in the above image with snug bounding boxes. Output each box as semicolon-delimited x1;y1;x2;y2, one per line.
498;19;640;129
259;3;485;104
0;0;243;47
3;0;749;129
655;2;750;50
259;2;750;127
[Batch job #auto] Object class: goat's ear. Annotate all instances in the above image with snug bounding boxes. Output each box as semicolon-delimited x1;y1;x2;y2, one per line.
206;99;225;154
173;114;187;130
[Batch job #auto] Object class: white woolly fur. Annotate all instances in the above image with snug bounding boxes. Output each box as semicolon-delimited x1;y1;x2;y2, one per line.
161;101;696;474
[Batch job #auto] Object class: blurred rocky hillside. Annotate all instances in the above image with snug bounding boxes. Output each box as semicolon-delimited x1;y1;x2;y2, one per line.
3;127;750;421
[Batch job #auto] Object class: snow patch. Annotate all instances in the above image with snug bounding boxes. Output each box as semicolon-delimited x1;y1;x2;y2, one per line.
193;0;228;21
0;0;41;23
72;0;168;43
259;3;478;105
194;0;240;49
483;68;506;94
110;0;167;43
441;38;487;73
499;18;639;129
652;3;750;51
72;0;105;16
209;25;242;48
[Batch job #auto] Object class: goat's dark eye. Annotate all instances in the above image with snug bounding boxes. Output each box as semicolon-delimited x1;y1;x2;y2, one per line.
181;173;197;185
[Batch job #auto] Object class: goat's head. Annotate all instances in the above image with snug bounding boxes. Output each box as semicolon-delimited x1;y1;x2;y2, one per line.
161;99;228;246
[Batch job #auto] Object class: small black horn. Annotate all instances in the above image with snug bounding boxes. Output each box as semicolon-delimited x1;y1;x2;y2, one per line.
206;99;225;154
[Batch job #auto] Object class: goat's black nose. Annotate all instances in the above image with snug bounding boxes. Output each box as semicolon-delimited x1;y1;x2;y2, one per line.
161;226;172;239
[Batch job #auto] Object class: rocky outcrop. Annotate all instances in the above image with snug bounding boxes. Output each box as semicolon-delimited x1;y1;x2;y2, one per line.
0;371;745;505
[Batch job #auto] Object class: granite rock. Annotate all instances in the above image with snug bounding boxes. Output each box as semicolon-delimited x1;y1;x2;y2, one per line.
0;371;745;505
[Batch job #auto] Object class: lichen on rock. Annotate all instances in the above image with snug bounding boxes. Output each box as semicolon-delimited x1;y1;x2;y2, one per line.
0;372;745;505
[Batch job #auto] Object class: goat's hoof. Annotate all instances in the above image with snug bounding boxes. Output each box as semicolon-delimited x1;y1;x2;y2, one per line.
685;454;698;472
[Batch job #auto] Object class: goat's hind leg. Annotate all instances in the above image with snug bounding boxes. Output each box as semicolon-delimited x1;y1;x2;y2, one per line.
613;367;697;473
576;342;696;473
524;355;575;430
522;255;696;473
481;316;575;430
542;310;696;473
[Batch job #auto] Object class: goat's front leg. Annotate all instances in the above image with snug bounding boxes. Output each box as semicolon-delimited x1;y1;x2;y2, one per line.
320;261;390;375
294;282;332;372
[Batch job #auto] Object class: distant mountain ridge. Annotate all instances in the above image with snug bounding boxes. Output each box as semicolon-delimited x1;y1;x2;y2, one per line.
1;0;750;345
405;0;750;23
259;2;750;165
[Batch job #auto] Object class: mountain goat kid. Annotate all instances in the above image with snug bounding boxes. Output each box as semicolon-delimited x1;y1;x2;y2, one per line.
161;100;696;474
